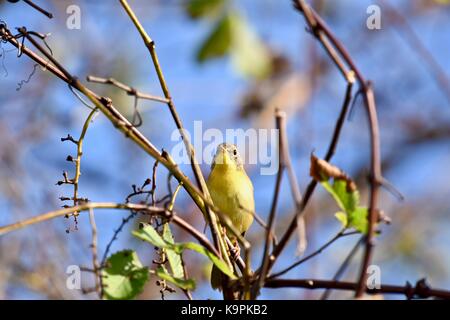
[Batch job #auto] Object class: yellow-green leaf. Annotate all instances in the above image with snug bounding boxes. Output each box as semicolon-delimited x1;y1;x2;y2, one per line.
335;211;348;228
176;242;236;280
349;207;368;234
197;14;233;62
155;266;196;290
229;13;272;79
163;223;184;279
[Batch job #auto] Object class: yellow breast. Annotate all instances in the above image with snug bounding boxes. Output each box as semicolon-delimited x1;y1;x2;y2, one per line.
207;164;254;235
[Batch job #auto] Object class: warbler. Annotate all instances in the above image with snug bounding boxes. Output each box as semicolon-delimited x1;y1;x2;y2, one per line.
206;143;254;290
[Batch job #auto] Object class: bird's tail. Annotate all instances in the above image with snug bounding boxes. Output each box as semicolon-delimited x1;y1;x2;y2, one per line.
210;264;223;291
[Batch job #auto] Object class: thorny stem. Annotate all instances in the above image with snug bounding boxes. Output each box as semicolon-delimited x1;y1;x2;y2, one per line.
264;278;450;300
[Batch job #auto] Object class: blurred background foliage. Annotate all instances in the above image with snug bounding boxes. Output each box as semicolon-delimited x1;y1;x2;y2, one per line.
0;0;450;299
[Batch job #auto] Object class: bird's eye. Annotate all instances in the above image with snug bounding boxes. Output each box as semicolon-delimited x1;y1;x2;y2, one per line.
233;149;237;156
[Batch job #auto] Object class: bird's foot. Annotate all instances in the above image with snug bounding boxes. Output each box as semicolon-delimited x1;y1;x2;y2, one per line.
230;241;241;261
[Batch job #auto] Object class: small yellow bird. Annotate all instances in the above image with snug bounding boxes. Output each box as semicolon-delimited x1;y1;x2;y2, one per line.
206;143;255;290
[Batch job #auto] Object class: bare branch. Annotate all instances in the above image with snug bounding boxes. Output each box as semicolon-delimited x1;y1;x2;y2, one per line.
252;110;286;298
88;208;101;297
265;278;450;300
321;236;364;300
87;75;169;104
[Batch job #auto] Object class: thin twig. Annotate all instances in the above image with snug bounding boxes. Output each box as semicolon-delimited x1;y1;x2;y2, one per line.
99;210;136;298
151;160;159;206
268;230;358;279
87;75;169;103
71;108;98;222
88;208;100;297
238;204;277;245
380;0;450;105
22;0;53;19
278;107;306;256
321;236;363;300
252;111;286;299
264;278;450;300
180;252;193;300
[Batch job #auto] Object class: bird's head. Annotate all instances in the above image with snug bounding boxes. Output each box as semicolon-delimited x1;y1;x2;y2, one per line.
211;143;244;171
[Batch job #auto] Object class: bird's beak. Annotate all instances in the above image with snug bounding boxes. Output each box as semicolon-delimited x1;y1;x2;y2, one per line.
214;145;230;166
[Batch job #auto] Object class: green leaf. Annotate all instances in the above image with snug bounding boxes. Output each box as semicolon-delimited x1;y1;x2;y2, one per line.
133;223;167;248
332;179;359;213
322;180;368;234
323;179;368;234
186;0;225;19
162;223;184;279
133;224;236;280
175;242;236;280
197;14;233;62
229;13;272;79
321;180;346;212
102;250;149;300
155;266;196;290
349;207;368;234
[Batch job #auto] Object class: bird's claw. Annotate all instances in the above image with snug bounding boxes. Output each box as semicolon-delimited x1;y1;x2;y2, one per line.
231;242;241;261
